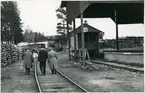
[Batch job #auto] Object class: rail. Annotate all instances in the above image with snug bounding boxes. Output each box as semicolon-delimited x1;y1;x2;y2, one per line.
34;61;42;93
34;60;89;92
103;49;143;52
91;60;144;74
56;69;89;92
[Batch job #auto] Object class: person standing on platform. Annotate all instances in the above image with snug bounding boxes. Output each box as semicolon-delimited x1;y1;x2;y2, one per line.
23;48;33;75
48;47;58;74
38;46;48;75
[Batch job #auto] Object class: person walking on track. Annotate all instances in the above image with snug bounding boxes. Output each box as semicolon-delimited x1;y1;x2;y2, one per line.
48;47;58;74
32;49;38;62
38;46;48;75
23;48;33;75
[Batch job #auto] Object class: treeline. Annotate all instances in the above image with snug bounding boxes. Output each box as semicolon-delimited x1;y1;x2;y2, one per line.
23;28;48;43
1;1;23;45
100;36;144;49
1;1;48;45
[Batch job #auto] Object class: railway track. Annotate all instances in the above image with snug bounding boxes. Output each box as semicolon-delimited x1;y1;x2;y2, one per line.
34;61;88;93
70;55;143;73
78;60;144;74
90;60;144;73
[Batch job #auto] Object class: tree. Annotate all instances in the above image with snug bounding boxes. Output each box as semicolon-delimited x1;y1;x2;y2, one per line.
1;1;23;44
56;7;72;48
23;28;35;42
56;7;66;35
23;27;48;43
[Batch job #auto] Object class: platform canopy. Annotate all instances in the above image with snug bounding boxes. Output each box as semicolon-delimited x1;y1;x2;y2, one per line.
61;0;144;24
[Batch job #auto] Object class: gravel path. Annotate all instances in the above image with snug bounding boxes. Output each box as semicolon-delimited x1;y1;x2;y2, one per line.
1;60;37;92
57;53;144;92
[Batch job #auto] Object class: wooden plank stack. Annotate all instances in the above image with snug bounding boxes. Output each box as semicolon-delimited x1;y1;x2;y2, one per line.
1;43;20;67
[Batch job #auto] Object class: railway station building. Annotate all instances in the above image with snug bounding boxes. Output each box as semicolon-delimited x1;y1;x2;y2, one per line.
70;22;104;59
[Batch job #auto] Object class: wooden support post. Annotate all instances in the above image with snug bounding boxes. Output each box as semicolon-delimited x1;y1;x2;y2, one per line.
80;13;85;66
73;20;77;60
116;22;119;50
115;9;119;50
62;20;65;48
67;22;71;60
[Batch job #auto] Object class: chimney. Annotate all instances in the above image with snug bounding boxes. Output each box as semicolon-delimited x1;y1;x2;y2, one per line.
84;20;88;24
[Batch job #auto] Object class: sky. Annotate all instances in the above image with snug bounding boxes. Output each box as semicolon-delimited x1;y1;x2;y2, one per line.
16;0;145;39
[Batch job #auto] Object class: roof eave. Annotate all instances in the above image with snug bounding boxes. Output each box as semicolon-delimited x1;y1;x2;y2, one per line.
60;1;67;8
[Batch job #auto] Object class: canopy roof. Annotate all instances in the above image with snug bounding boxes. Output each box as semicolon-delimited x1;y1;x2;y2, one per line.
61;0;144;24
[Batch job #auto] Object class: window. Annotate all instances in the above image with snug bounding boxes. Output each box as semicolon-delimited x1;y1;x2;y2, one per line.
84;27;88;32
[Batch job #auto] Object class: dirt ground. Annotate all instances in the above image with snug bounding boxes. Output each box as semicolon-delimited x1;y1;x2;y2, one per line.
58;54;144;92
1;60;37;92
1;53;144;92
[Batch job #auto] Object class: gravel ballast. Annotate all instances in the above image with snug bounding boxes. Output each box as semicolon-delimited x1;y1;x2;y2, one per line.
57;53;144;92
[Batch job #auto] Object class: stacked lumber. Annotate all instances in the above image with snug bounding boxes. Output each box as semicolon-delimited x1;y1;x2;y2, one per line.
1;43;20;67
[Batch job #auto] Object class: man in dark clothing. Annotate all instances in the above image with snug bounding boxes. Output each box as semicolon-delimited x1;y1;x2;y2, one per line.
38;47;48;75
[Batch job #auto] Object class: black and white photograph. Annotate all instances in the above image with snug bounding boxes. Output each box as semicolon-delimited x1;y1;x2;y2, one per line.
1;0;144;92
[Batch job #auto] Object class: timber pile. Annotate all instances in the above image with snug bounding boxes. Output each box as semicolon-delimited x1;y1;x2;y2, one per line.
1;43;20;67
